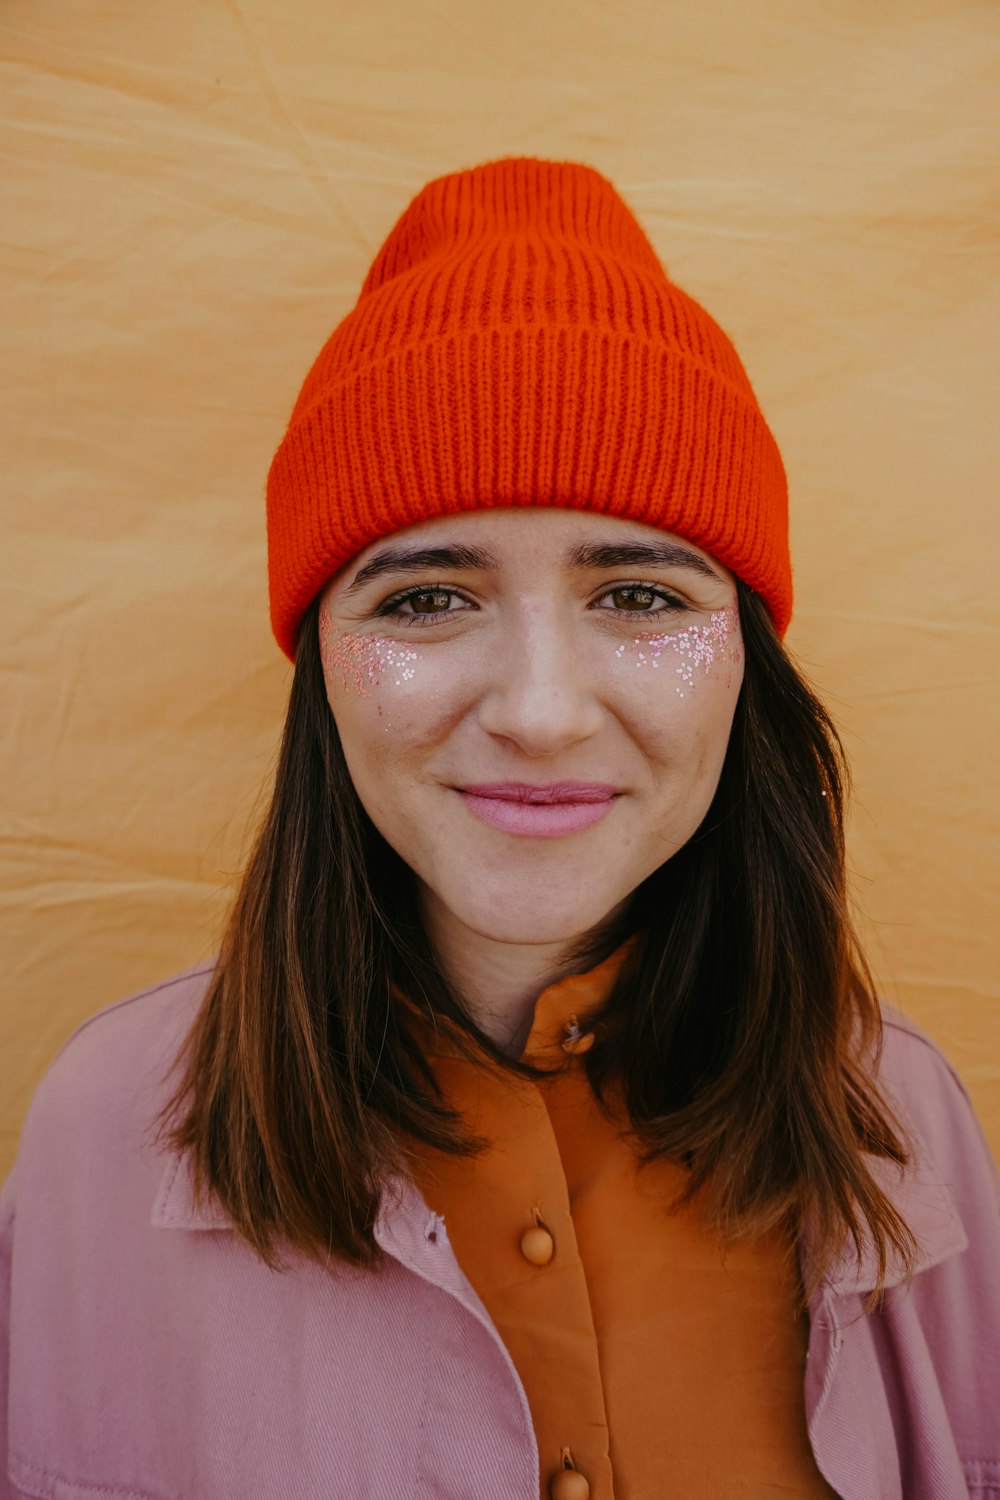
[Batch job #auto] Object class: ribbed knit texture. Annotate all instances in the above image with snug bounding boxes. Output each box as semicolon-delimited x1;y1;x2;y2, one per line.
266;155;792;661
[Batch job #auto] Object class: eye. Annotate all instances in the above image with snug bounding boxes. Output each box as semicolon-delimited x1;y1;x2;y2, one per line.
594;584;690;618
374;587;474;625
371;581;693;627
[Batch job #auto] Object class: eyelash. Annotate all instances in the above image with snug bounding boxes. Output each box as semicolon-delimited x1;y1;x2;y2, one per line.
373;583;692;627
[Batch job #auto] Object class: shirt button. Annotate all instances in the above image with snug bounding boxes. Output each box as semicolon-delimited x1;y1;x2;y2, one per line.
549;1450;590;1498
561;1015;595;1054
520;1224;555;1266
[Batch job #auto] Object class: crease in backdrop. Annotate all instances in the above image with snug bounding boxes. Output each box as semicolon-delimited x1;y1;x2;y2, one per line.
1;0;998;1175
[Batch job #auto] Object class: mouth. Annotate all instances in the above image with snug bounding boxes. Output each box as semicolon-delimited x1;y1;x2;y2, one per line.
455;782;620;838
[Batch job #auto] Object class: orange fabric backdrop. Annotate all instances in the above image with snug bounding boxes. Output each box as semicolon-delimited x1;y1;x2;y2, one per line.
2;0;998;1176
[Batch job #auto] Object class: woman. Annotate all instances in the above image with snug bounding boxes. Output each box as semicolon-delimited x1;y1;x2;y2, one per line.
2;155;998;1500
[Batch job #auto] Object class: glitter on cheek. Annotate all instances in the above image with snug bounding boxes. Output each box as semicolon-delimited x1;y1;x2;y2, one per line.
611;602;742;696
318;606;420;701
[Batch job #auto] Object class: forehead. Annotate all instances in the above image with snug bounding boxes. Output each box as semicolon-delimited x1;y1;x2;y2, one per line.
332;507;734;585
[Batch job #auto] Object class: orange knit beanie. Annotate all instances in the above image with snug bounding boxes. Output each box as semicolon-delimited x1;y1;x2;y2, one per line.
266;155;791;661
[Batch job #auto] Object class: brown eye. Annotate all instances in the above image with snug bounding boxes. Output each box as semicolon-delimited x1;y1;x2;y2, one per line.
611;586;657;611
409;590;453;614
375;586;476;626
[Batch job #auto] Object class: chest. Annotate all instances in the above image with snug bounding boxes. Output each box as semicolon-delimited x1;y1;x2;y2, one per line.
8;1236;539;1500
6;1223;983;1500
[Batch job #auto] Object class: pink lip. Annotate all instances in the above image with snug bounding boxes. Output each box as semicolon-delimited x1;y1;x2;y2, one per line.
456;782;619;838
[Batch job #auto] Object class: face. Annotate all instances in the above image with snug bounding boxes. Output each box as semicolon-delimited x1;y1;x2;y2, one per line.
318;509;744;949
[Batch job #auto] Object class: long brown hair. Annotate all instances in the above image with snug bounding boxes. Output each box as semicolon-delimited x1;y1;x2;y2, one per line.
153;577;919;1313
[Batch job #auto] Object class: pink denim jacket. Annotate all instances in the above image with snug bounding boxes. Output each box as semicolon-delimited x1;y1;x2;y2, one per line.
2;959;998;1499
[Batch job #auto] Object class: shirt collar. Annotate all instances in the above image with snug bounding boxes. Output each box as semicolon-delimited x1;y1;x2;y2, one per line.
390;933;639;1064
520;938;636;1062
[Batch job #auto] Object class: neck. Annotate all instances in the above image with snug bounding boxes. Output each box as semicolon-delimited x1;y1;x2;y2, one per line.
418;889;633;1057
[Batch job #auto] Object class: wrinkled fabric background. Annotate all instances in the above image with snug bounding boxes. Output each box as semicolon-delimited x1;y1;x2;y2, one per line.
1;0;997;1177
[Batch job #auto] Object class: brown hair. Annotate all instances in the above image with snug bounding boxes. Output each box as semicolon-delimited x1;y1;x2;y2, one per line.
154;578;919;1314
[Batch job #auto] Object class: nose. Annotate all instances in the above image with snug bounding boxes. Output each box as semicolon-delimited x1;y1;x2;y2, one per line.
475;606;604;756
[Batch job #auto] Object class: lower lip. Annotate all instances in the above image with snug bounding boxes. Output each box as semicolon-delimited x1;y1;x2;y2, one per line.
458;792;616;837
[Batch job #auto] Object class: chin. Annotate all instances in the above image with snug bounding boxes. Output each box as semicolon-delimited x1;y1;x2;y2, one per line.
438;887;624;948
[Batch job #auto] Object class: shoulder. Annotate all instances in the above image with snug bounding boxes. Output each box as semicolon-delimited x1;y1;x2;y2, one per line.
876;998;988;1130
873;998;1000;1218
48;956;215;1063
30;956;215;1113
7;958;217;1199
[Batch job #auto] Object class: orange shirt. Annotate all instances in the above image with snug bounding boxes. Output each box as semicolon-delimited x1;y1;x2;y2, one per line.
403;941;839;1500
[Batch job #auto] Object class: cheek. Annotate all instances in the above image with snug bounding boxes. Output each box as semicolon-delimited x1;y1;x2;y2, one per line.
318;607;458;749
319;608;421;703
609;602;743;698
607;603;744;746
607;608;743;809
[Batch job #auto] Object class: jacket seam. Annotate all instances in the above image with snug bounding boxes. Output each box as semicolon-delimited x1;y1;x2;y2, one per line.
963;1456;1000;1475
880;1010;1000;1212
881;1012;982;1104
410;1300;436;1500
43;962;217;1074
9;1448;169;1500
803;1296;842;1433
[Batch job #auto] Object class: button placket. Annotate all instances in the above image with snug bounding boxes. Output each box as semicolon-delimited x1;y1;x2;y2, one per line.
406;971;619;1500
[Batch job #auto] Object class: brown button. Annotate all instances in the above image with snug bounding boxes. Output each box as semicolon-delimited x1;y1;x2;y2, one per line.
549;1450;590;1499
520;1224;555;1266
561;1015;595;1054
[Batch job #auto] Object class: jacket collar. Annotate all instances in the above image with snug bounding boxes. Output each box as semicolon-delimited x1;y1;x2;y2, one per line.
151;1147;233;1231
150;1130;967;1298
150;1128;971;1296
799;1137;968;1297
151;945;969;1297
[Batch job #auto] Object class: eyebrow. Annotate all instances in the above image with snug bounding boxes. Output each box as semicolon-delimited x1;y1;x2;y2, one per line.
344;537;726;594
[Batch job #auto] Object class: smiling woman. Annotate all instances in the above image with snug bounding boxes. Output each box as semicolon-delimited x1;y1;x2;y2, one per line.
2;156;998;1500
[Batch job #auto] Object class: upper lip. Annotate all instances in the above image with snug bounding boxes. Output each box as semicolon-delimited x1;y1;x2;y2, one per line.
457;782;619;803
